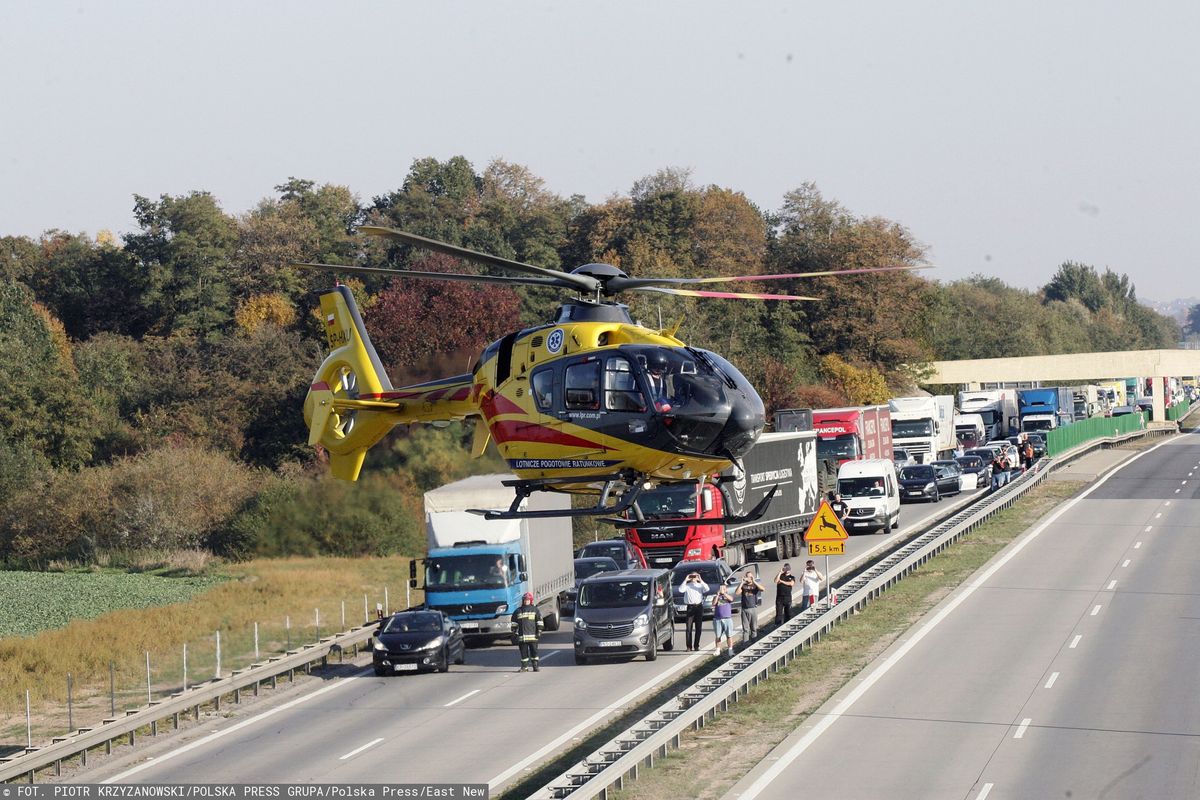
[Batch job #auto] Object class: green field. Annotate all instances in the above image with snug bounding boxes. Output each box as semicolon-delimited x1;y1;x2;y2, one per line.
0;570;226;638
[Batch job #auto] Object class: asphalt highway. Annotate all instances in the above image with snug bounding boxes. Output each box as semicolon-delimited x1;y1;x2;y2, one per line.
80;484;982;789
728;434;1200;800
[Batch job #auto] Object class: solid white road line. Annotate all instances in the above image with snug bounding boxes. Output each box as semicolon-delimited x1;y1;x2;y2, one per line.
539;650;562;662
1107;580;1117;590
1044;672;1059;689
102;667;374;782
730;435;1178;800
977;783;995;800
1070;635;1082;649
444;689;480;707
1091;605;1102;616
339;737;384;760
1013;719;1032;739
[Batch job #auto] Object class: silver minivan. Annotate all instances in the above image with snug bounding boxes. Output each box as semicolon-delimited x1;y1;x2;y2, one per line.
573;569;675;664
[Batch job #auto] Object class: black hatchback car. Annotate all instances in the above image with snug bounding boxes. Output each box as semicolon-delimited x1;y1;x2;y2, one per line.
372;610;465;676
897;464;959;502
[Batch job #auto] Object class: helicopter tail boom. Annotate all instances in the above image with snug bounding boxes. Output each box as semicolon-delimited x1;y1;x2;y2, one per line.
305;286;478;479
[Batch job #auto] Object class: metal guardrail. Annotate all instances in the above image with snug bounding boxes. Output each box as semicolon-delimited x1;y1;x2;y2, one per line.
532;426;1166;799
0;624;377;783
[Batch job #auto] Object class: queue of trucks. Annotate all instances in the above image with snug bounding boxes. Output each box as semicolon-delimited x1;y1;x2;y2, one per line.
407;379;1171;650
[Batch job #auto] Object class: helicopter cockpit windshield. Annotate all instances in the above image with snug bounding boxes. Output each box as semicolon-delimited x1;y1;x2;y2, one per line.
623;345;737;456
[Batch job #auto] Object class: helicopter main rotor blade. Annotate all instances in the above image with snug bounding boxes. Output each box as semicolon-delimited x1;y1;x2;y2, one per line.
634;286;820;301
291;262;578;290
359;226;599;294
607;263;932;292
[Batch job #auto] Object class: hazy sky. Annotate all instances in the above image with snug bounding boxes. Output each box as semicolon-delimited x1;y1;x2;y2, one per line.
3;1;1198;298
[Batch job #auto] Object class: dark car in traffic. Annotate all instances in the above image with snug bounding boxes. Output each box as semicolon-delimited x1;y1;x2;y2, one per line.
577;539;647;571
930;460;966;493
963;447;1000;473
897;464;960;502
561;556;622;617
668;559;744;620
372;610;465;676
1025;433;1046;458
955;455;990;488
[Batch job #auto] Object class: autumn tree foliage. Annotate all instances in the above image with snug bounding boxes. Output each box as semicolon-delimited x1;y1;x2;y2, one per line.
367;253;523;373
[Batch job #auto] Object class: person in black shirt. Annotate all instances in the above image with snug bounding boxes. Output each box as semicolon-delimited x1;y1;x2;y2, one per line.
774;564;797;626
828;491;848;521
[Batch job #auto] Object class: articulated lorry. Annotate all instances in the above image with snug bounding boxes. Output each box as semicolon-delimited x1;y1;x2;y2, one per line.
1072;385;1104;421
413;474;574;643
957;389;1018;441
813;405;893;463
1017;387;1075;432
888;396;956;463
623;430;820;569
812;405;891;496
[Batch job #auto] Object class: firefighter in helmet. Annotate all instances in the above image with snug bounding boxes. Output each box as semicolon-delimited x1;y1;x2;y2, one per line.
510;592;544;672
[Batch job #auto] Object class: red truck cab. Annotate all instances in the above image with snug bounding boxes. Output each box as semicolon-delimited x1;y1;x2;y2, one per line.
813;406;892;465
623;482;725;570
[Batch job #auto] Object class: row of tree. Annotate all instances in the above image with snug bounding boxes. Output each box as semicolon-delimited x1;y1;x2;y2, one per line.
0;158;1180;567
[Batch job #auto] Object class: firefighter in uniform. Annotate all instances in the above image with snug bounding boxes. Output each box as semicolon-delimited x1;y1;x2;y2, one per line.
510;592;544;671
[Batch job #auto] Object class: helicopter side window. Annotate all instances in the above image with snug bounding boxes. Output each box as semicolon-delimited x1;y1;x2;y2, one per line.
531;367;555;412
604;357;645;412
565;361;601;410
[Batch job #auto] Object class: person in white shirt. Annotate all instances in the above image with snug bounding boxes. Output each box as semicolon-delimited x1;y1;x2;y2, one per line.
679;571;709;651
799;560;825;612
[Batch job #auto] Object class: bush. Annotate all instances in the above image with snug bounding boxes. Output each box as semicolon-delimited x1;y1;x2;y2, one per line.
0;445;262;567
215;472;424;560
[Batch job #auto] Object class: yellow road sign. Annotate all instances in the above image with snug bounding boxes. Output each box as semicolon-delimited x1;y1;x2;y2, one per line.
809;541;845;556
803;499;849;542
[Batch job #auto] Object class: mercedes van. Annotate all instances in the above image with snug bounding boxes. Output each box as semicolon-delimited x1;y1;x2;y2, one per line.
836;458;901;533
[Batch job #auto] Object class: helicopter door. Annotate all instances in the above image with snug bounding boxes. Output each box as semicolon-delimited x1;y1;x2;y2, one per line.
600;356;651;439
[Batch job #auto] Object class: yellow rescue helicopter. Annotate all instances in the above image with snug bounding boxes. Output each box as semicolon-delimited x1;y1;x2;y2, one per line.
300;227;921;521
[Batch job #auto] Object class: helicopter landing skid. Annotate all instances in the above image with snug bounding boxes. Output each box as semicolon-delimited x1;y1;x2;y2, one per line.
468;474;645;521
601;483;780;530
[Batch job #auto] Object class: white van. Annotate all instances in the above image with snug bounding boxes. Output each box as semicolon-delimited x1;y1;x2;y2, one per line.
836;459;901;533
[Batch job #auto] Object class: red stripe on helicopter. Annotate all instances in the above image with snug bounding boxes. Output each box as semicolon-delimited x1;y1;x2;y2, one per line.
489;420;608;451
311;381;331;391
480;392;526;418
449;387;471;402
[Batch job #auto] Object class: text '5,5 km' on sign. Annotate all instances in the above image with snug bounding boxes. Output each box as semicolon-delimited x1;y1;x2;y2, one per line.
803;500;848;556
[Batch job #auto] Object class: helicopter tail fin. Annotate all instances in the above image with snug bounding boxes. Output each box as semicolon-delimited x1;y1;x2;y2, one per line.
304;286;402;480
304;285;479;480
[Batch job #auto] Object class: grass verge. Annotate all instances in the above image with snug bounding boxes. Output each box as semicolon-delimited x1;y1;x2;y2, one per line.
501;478;1085;800
0;556;420;747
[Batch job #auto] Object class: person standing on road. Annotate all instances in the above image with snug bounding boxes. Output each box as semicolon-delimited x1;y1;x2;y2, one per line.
711;585;735;656
774;563;797;626
736;570;766;642
799;560;825;612
828;491;848;522
679;571;709;651
510;592;543;672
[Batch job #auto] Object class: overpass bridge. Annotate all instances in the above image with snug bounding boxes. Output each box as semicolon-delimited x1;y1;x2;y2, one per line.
923;348;1200;422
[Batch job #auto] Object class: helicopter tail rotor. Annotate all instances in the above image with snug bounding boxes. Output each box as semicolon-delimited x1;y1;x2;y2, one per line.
304;286;403;480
